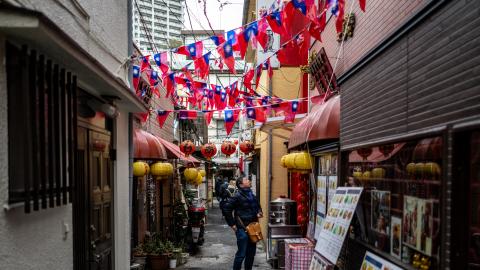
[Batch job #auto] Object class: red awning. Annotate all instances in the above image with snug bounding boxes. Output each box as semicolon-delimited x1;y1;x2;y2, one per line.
156;137;200;165
288;95;340;149
133;129;168;159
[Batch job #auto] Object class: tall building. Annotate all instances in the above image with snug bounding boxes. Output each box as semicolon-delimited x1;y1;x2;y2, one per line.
133;0;184;52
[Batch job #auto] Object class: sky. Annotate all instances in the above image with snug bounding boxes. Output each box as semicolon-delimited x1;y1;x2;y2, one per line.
184;0;245;32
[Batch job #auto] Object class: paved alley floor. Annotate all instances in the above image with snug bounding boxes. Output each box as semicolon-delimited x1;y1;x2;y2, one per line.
177;202;271;270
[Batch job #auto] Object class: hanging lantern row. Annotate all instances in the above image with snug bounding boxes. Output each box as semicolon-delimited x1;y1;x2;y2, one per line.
184;167;203;186
280;152;313;172
180;140;196;157
201;143;217;160
132;161;173;179
221;140;237;157
239;140;255;155
356;147;373;160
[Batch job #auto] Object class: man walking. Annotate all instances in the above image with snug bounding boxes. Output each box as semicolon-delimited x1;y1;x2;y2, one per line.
222;176;263;270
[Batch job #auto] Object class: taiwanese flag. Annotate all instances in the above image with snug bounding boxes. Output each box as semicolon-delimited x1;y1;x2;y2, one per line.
285;0;315;17
217;40;236;74
256;17;270;51
194;52;211;79
261;96;272;115
181;63;195;82
284;100;299;123
237;21;259;59
153;52;170;74
132;65;140;90
243;68;254;92
213;85;228;110
255;65;263;89
204;111;214;125
207;89;215;109
246;107;266;123
210;34;226;46
178;110;198;120
224;109;239;135
266;11;287;37
176;41;203;60
227;81;239;108
309;22;323;42
149;70;160;97
163;72;176;97
140;55;150;71
157;110;170;128
329;0;345;33
263;58;273;78
359;0;366;12
226;29;241;52
138;112;150;123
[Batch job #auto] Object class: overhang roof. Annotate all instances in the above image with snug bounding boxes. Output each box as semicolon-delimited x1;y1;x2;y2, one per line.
288;95;340;149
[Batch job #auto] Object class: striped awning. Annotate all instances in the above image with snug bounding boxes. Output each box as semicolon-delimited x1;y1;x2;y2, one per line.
288;95;340;149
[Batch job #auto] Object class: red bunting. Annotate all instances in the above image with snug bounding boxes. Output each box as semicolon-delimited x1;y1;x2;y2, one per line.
204;111;213;125
359;0;366;12
156;110;170;128
243;68;255;92
217;40;236;74
140;55;150;71
256;17;270;50
163;73;176;98
178;110;198;120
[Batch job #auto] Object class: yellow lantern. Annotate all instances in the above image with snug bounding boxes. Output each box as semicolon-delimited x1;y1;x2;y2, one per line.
406;163;416;176
280;155;287;168
151;162;174;179
294;152;313;170
362;171;371;180
184;168;198;183
195;173;203;186
415;163;425;176
285;153;297;169
199;169;206;177
372;167;386;178
133;161;147;177
144;162;150;175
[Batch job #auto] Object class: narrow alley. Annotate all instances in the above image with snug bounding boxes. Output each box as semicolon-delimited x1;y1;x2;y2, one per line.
178;203;271;270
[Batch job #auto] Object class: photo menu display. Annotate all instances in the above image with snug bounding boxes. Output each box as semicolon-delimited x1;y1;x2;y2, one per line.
315;187;363;264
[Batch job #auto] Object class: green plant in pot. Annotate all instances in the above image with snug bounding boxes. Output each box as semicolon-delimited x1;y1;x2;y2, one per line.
144;234;170;270
132;244;147;266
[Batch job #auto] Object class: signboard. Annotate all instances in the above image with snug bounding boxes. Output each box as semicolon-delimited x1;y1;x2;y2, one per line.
315;187;363;264
360;251;403;270
256;0;280;68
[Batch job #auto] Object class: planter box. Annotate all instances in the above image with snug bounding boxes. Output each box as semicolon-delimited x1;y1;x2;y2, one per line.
148;254;169;270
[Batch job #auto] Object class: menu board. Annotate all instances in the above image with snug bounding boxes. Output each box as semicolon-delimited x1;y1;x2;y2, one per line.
360;251;402;270
315;187;363;264
327;176;337;207
309;253;334;270
315;176;328;240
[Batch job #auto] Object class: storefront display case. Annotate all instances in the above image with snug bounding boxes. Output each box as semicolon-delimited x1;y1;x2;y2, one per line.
343;136;443;269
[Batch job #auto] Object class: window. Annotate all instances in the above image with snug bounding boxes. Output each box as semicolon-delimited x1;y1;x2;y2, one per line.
345;137;443;269
6;43;77;212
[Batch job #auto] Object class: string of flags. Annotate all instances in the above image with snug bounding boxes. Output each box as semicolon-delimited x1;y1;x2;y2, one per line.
133;0;367;135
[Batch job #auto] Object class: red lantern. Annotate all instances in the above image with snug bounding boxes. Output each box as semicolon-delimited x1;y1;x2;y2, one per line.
296;193;306;204
239;140;255;154
180;140;196;157
221;141;237;157
233;139;238;145
379;144;394;157
357;147;372;160
201;143;217;160
297;204;307;215
297;215;307;225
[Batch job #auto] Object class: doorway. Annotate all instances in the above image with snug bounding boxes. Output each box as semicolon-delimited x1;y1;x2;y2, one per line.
75;123;114;270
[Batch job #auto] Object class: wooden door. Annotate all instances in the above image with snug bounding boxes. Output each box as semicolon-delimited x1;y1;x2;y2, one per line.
88;130;113;270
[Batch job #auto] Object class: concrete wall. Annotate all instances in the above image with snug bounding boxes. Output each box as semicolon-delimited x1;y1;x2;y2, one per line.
10;0;129;76
317;0;428;77
0;34;74;270
114;111;132;270
255;68;302;235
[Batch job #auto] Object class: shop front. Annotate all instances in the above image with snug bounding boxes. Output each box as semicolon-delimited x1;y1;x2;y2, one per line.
334;0;480;269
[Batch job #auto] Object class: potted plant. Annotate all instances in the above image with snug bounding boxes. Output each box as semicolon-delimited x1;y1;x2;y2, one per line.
163;240;177;269
132;244;147;266
144;234;169;270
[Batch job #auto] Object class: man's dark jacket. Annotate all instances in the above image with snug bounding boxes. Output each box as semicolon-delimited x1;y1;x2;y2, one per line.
222;188;262;228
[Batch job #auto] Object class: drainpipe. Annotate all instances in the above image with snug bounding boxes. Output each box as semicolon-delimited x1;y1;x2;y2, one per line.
267;73;273;219
127;0;133;262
